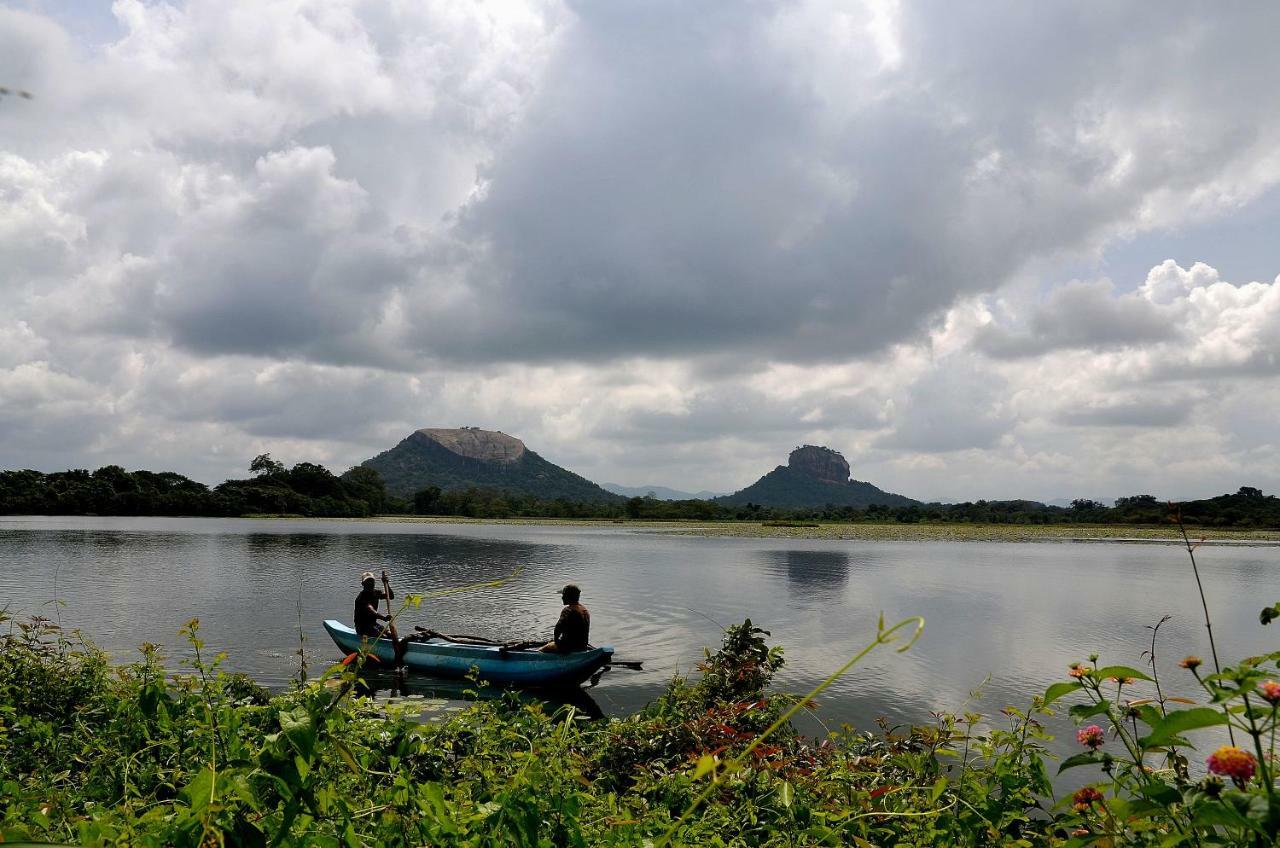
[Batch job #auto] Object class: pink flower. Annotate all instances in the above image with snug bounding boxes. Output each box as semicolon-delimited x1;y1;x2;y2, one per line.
1077;725;1105;750
1259;680;1280;705
1207;746;1256;783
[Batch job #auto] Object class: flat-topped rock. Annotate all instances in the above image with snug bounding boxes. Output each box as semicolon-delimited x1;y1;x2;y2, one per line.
716;443;916;509
788;445;850;484
359;427;619;501
416;428;526;464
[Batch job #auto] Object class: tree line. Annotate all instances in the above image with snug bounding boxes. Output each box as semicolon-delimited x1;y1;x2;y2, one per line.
1;457;1277;527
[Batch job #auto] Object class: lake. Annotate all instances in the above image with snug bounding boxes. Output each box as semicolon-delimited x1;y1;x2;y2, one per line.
1;516;1276;751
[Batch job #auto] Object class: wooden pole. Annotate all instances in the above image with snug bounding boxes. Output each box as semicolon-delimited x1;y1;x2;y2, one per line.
381;569;403;667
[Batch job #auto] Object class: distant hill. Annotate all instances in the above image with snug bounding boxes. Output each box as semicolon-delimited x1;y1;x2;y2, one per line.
717;445;917;509
360;428;623;502
602;483;726;501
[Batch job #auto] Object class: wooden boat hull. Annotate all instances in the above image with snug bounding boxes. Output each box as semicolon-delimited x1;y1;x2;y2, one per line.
322;620;613;688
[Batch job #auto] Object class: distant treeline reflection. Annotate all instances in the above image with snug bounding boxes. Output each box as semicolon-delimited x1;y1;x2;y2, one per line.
1;457;1277;528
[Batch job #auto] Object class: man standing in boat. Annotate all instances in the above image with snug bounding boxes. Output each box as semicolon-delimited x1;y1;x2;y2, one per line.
354;570;407;666
541;583;590;653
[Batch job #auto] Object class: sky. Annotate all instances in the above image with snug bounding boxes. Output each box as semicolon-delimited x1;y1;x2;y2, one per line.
1;1;1279;503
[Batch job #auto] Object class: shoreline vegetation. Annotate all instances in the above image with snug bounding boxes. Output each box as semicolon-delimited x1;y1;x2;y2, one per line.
3;456;1279;532
5;599;1280;844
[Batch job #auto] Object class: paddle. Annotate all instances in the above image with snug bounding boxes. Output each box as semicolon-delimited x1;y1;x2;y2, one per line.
607;659;644;671
380;569;405;667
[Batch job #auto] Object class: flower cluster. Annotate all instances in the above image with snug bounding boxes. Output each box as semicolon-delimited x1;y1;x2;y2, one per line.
1179;656;1202;670
1077;724;1105;750
1068;663;1088;679
1259;680;1280;705
1206;746;1256;783
1072;786;1104;812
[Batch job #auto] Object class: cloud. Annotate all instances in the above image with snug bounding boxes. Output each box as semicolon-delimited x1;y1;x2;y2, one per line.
975;279;1174;359
2;4;1280;501
875;357;1016;453
1057;397;1192;429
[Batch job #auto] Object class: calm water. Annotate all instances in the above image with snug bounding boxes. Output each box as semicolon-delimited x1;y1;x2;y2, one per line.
1;516;1277;749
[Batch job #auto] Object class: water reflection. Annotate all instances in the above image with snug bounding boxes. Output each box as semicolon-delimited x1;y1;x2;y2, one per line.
760;549;850;598
2;516;1277;771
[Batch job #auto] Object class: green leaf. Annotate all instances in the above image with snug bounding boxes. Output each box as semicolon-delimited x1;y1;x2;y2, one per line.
778;780;794;808
1135;704;1165;729
1093;665;1154;683
694;754;718;780
1190;799;1264;835
279;707;316;760
928;777;948;804
1136;782;1182;806
1043;681;1083;706
1139;708;1228;747
332;740;362;775
1058;752;1103;774
181;766;217;812
1069;700;1111;720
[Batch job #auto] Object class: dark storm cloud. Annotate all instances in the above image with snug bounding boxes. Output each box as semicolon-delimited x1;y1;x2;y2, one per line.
8;3;1280;370
403;1;1280;366
975;280;1175;359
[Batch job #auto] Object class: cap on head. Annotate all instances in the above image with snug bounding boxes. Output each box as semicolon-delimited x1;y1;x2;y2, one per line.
560;583;581;602
361;571;376;583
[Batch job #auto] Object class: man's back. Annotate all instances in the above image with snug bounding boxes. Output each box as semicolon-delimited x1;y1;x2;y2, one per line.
555;602;591;651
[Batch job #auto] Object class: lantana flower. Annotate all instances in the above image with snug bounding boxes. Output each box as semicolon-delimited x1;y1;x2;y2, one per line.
1179;656;1202;670
1077;725;1105;750
1072;786;1104;812
1259;680;1280;705
1207;746;1256;783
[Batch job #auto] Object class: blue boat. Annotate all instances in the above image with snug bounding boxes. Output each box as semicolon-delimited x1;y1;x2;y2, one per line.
322;620;614;688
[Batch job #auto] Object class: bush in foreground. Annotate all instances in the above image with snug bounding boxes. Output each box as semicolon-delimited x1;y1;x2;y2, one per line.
2;609;1278;845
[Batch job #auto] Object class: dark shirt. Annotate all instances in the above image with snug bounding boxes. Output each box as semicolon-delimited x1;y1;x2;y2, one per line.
554;603;590;651
354;587;391;637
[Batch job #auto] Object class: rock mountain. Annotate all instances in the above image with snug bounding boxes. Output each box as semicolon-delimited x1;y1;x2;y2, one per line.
717;445;917;509
361;428;622;502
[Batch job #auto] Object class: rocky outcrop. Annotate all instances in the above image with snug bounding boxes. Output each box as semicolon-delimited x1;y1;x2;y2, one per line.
716;445;917;509
416;428;526;464
788;445;850;484
359;428;621;502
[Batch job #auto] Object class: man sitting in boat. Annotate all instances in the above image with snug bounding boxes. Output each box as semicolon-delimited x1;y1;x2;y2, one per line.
354;570;407;665
354;571;393;636
541;583;590;653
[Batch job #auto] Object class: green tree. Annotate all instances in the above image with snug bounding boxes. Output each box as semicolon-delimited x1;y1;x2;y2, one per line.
341;466;388;514
249;453;285;477
413;485;442;515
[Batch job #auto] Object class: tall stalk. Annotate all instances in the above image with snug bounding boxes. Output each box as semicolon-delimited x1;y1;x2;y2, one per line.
295;580;308;685
1173;506;1235;745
